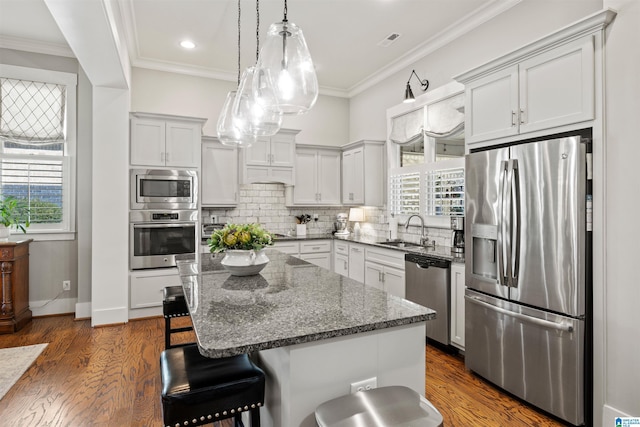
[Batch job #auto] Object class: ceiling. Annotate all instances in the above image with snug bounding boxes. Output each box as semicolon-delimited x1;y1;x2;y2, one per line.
0;0;518;97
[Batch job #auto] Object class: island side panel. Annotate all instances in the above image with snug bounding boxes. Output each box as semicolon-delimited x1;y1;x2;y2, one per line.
257;321;427;427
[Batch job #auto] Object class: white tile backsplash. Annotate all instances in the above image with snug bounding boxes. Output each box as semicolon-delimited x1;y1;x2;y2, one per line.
203;183;454;246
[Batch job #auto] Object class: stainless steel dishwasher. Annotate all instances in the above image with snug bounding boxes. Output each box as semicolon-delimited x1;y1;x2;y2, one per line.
405;253;451;346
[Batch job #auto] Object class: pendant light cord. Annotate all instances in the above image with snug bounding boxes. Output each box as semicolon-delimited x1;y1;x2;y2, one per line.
237;0;241;86
256;0;260;62
283;0;288;22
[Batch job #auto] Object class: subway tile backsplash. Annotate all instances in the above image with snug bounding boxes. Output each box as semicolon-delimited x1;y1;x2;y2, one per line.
203;183;453;247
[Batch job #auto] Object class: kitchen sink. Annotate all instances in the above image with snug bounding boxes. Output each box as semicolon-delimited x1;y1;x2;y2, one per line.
376;241;423;249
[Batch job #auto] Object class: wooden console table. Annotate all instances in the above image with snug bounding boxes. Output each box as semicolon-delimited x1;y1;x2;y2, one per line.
0;239;33;334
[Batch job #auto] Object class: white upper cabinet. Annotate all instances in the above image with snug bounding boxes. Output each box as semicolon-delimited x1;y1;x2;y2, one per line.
130;112;206;168
457;31;598;147
290;146;341;206
201;136;238;207
342;140;385;207
242;129;298;185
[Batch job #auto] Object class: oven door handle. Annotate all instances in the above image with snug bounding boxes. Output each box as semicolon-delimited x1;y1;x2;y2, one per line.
133;223;195;229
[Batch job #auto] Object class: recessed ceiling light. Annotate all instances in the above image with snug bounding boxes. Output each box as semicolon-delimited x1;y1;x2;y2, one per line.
180;40;196;49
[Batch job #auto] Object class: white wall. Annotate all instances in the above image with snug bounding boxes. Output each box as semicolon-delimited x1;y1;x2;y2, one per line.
130;67;350;146
349;0;603;141
602;0;640;420
0;48;81;313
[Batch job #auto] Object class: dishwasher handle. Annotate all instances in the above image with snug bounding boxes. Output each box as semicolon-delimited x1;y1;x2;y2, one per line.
405;253;450;269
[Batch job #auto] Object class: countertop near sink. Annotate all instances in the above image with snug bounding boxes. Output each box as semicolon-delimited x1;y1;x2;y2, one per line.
274;233;465;264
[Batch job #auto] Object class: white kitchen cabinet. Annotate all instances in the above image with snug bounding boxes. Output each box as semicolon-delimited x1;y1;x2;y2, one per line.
201;136;238;206
333;241;349;277
299;240;332;269
342;140;385;207
365;262;405;298
242;129;298;185
459;34;595;147
364;246;405;298
130;112;205;168
450;262;466;350
129;268;180;319
290;146;341;206
348;243;365;283
274;241;300;255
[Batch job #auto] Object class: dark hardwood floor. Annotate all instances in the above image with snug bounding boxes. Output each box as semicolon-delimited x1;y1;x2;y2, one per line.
0;315;567;426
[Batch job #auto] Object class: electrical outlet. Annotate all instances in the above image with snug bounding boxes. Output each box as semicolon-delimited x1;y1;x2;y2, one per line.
350;377;377;393
211;215;218;223
63;280;71;291
313;213;318;222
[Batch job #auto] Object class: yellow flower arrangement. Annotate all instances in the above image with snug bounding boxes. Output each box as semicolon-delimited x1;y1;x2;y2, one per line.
208;223;274;253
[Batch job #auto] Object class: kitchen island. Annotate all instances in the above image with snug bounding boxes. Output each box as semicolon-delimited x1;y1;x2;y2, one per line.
176;249;436;427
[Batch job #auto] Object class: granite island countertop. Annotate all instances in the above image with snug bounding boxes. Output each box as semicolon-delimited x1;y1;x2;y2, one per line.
177;249;436;358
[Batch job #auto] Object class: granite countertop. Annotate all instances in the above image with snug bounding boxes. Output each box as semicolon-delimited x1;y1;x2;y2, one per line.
176;249;436;358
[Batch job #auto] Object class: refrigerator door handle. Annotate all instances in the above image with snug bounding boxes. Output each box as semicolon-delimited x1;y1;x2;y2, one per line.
497;160;509;287
465;295;574;332
509;159;521;288
504;160;514;285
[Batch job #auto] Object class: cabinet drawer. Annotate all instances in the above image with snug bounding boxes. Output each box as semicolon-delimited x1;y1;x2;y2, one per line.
300;240;331;254
365;246;405;270
274;241;300;255
130;269;180;309
334;241;349;255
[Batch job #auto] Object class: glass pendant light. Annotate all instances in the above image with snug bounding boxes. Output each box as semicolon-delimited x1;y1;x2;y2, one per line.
217;0;256;147
217;91;256;147
232;0;282;137
255;0;318;115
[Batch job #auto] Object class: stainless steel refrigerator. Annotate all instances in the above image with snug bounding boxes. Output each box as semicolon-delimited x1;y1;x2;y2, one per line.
464;135;591;426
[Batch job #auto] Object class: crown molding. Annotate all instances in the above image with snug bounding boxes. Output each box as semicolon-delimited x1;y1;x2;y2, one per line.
0;35;74;58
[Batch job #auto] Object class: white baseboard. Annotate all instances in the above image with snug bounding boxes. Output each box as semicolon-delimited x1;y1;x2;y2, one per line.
30;297;77;317
75;301;92;319
91;306;128;326
603;404;634;424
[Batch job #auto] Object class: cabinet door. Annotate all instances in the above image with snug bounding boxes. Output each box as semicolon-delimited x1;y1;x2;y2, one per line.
130;269;180;309
364;261;384;290
334;253;349;277
450;263;466;349
165;121;201;167
270;135;295;167
342;150;354;203
130;117;166;166
348;244;365;283
201;141;238;206
383;266;405;299
466;65;519;144
317;150;341;204
519;36;594;134
293;149;319;204
245;137;271;166
350;147;365;204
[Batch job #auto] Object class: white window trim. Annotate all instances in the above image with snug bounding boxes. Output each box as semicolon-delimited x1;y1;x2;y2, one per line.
0;64;77;241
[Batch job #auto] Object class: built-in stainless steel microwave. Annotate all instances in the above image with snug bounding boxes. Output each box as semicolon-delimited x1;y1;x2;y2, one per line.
130;169;197;210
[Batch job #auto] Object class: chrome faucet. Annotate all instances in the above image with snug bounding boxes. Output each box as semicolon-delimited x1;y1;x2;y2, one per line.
405;214;435;248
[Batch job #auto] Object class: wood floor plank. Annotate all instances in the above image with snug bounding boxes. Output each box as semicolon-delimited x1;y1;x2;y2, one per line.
1;315;571;426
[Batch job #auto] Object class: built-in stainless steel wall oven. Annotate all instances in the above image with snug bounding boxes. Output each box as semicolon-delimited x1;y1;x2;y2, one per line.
129;210;198;270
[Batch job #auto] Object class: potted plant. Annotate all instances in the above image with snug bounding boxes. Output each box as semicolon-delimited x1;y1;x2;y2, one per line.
208;223;275;276
0;196;30;241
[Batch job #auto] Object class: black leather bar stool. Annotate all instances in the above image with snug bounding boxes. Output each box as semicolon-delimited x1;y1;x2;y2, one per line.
163;285;194;349
160;344;265;427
